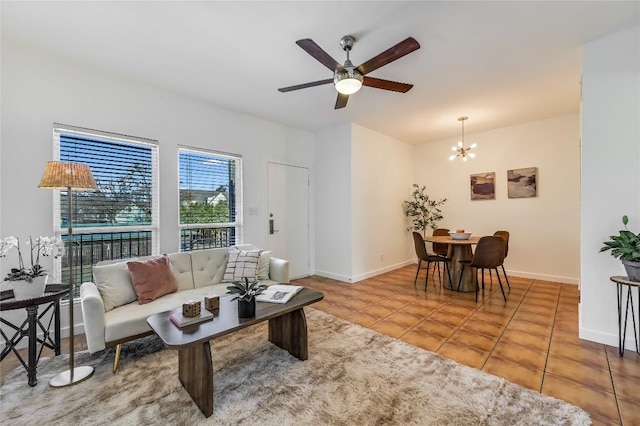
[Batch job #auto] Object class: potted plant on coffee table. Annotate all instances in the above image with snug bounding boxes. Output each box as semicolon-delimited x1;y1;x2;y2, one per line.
600;215;640;281
226;277;268;318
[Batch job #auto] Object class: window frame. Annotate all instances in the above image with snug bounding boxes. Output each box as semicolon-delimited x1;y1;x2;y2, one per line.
51;123;160;283
177;145;243;251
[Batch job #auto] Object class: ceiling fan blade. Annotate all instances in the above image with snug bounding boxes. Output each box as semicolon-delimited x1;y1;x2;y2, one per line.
363;76;413;93
335;93;349;109
278;79;333;93
296;39;342;72
357;37;420;75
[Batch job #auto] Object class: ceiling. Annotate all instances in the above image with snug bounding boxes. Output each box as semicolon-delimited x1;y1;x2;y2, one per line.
2;1;638;144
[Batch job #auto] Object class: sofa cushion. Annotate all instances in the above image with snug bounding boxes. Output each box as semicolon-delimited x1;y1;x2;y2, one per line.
191;247;229;288
93;261;137;312
104;285;231;343
166;252;195;291
258;251;271;280
127;255;177;304
222;247;262;282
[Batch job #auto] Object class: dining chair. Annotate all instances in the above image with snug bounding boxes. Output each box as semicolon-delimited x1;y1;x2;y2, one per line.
412;232;451;291
491;230;511;290
431;228;450;283
457;236;507;302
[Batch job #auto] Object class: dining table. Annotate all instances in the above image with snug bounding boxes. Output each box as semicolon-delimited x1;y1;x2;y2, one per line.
423;235;480;292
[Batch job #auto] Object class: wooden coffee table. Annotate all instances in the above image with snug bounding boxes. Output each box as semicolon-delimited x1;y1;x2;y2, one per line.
146;288;324;417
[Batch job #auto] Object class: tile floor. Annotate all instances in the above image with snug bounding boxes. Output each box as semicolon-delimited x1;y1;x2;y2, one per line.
1;265;638;424
295;266;640;426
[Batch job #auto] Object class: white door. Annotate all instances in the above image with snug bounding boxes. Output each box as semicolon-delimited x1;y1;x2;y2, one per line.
267;162;310;279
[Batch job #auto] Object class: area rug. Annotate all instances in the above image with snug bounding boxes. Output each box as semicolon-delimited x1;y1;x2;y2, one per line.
1;309;590;425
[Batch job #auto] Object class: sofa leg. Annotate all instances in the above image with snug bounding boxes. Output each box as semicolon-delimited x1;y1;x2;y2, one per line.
113;344;122;374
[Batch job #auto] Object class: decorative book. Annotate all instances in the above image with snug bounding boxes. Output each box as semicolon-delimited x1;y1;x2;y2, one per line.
255;284;304;304
169;307;214;328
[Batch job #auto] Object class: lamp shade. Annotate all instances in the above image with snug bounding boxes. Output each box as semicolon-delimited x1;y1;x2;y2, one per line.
38;161;97;191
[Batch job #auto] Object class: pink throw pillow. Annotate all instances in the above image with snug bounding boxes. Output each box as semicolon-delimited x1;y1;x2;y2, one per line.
127;254;177;304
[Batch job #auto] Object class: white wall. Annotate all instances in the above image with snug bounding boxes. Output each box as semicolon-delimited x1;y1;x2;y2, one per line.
314;124;352;281
351;124;415;281
0;39;314;340
414;114;581;284
580;25;640;350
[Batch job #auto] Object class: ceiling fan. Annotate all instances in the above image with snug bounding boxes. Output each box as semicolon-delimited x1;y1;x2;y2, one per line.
278;35;420;109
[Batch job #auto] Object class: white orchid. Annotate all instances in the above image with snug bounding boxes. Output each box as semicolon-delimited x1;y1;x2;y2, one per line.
0;236;19;257
28;236;65;258
1;235;64;282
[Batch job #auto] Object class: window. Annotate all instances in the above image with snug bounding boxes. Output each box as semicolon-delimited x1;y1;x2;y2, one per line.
178;146;242;251
53;124;159;292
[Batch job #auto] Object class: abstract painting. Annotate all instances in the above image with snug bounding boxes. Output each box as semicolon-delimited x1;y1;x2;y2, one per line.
508;167;537;198
470;172;495;200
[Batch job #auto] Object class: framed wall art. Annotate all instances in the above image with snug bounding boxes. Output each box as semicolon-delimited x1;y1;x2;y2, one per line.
507;167;537;198
470;172;495;200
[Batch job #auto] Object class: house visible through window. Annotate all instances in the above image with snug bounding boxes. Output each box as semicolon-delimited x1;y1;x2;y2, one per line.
53;124;159;293
178;147;242;251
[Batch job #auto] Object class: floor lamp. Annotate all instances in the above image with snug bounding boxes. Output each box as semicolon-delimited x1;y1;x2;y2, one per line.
39;161;98;387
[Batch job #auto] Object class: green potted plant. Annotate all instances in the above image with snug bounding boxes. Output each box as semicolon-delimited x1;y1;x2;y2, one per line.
600;215;640;281
226;277;268;318
403;184;447;236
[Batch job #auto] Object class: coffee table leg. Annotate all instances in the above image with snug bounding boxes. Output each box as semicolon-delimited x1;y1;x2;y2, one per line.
178;341;213;417
268;308;308;360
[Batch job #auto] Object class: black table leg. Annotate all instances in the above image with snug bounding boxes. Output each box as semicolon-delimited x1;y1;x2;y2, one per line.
54;299;61;355
26;305;39;386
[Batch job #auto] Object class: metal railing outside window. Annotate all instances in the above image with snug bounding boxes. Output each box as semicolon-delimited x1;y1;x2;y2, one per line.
179;226;236;252
62;231;153;298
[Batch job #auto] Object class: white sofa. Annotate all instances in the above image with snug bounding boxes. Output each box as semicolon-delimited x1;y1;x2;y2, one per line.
80;244;288;371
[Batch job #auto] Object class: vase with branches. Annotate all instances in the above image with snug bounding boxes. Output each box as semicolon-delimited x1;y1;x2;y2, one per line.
403;184;447;236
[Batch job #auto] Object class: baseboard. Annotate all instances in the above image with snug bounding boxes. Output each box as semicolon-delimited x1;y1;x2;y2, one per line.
578;302;637;351
314;260;415;284
350;260;415;283
578;325;621;348
313;270;353;283
506;269;579;285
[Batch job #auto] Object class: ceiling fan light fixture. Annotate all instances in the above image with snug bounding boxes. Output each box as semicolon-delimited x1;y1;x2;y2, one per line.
334;68;364;95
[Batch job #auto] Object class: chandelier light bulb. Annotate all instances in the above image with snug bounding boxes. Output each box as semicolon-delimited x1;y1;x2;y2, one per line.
470;143;477;149
469;152;476;158
463;156;468;162
449;154;457;161
457;141;463;147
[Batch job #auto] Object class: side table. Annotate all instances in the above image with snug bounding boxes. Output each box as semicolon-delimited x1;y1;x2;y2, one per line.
0;284;69;386
610;276;640;357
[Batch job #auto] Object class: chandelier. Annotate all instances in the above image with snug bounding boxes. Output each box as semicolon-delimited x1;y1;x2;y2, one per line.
449;116;476;161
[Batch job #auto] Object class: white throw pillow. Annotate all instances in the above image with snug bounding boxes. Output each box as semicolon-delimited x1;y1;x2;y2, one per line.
258;250;271;280
222;247;262;283
93;261;137;311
